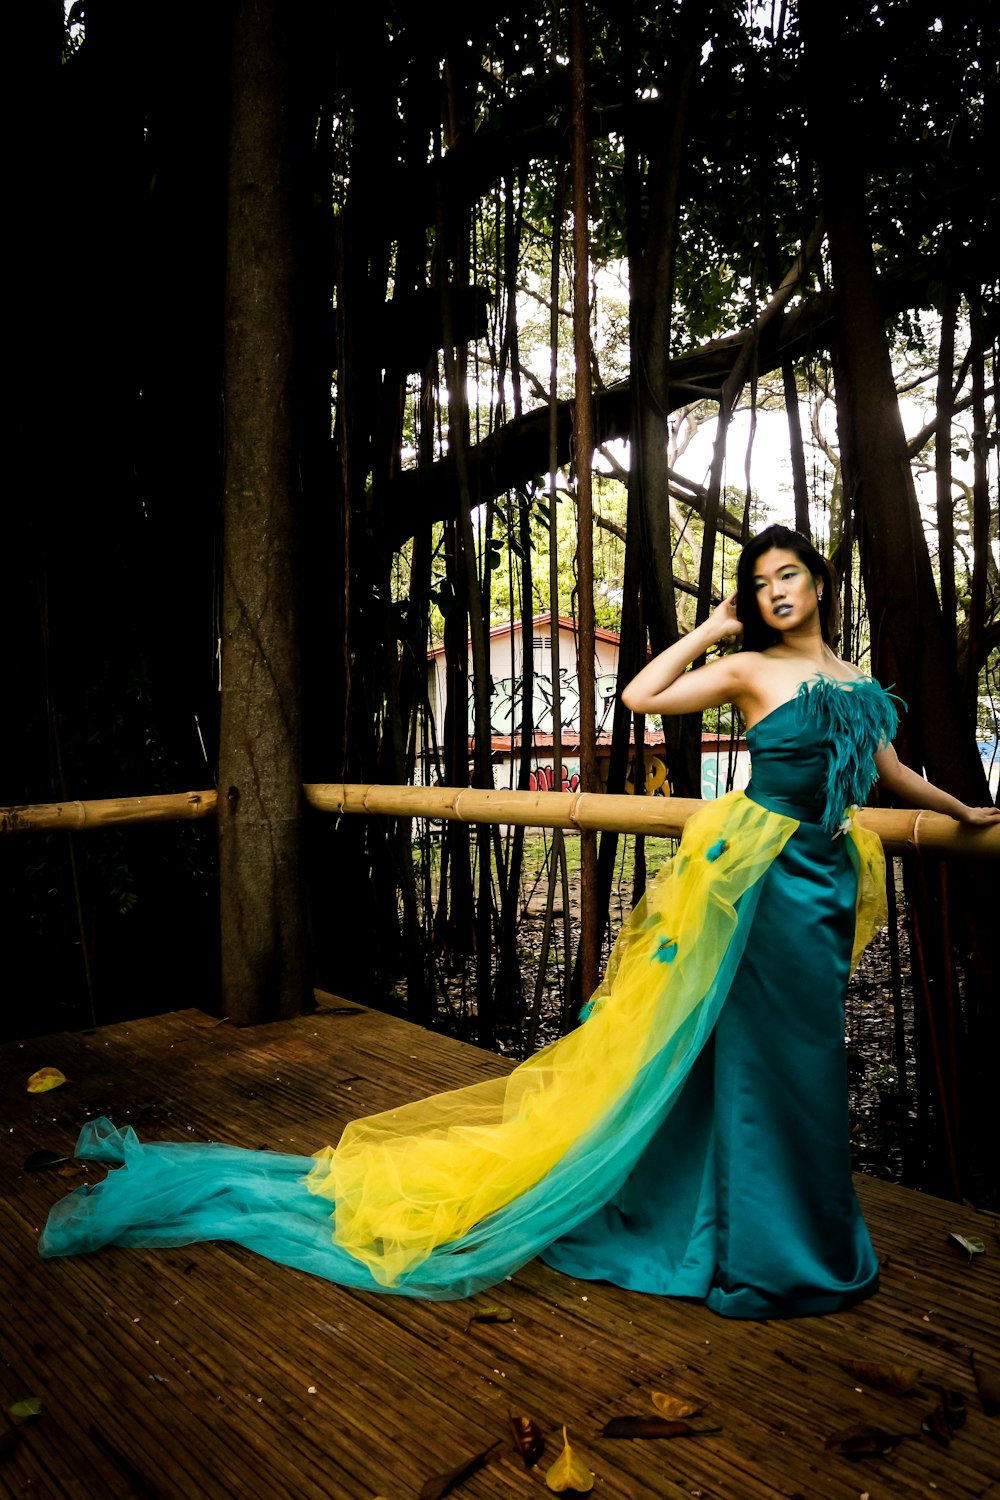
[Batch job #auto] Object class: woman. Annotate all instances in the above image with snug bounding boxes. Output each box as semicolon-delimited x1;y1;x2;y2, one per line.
41;527;998;1317
544;524;997;1316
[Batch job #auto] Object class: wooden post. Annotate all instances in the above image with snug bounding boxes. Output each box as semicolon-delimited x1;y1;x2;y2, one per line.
218;0;311;1024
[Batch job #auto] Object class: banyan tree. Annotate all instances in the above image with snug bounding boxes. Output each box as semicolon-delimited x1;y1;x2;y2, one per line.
4;0;998;1199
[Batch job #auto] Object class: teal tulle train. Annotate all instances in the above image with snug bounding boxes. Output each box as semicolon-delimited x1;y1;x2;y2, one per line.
41;676;898;1318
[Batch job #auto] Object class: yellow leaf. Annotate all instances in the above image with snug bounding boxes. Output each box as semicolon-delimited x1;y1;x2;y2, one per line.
464;1305;514;1331
545;1427;593;1494
27;1068;67;1094
9;1397;42;1420
651;1391;702;1418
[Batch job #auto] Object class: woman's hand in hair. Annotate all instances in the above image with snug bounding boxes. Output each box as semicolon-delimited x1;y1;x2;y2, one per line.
709;592;742;645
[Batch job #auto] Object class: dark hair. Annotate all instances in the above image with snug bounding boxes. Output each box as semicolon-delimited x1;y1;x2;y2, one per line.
735;524;840;651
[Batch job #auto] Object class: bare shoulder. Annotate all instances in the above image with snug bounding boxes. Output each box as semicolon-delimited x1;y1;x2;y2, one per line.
729;649;788;720
725;649;768;685
721;649;764;704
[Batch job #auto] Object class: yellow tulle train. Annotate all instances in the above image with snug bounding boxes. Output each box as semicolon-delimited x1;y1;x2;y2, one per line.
307;791;851;1285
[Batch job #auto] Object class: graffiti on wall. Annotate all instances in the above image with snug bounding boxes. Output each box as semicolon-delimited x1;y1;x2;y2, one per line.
624;754;670;796
528;763;581;793
510;750;751;798
520;757;668;796
472;671;619;737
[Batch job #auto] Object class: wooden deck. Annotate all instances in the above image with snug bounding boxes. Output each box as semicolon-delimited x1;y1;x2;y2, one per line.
1;1003;997;1500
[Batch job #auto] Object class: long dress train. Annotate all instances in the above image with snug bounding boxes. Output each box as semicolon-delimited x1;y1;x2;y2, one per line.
39;677;896;1318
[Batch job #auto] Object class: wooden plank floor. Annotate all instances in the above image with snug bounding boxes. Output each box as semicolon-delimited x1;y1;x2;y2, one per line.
1;1002;997;1500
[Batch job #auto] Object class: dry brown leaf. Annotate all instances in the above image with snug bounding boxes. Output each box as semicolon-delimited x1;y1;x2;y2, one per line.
651;1391;703;1418
545;1426;593;1493
970;1351;1000;1415
418;1440;500;1500
824;1423;907;1458
603;1417;720;1439
22;1150;69;1172
936;1387;966;1433
822;1347;921;1395
509;1411;545;1468
921;1406;952;1448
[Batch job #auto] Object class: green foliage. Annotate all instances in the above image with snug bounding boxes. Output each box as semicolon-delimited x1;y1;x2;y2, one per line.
18;0;996;1043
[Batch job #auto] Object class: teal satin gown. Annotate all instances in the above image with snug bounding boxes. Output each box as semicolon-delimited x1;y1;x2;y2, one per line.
543;690;884;1317
40;678;897;1319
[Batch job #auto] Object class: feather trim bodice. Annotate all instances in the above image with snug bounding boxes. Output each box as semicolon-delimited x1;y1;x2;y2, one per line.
792;675;900;834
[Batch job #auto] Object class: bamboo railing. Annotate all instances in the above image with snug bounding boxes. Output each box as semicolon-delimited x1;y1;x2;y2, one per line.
1;791;217;834
2;785;999;859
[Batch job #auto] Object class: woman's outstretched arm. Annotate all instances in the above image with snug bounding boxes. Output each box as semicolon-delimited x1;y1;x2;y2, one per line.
874;744;1000;827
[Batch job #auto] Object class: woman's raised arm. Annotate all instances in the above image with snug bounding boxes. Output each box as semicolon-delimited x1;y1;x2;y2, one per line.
621;595;747;719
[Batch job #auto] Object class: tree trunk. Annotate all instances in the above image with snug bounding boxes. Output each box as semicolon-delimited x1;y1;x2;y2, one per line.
218;0;311;1024
805;22;988;803
803;0;993;1203
783;360;811;541
569;0;599;1003
626;7;705;798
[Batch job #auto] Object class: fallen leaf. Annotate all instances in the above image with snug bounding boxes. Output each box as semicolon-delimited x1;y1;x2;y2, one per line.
27;1068;67;1094
947;1232;986;1261
418;1440;500;1500
651;1392;703;1418
465;1305;513;1331
509;1411;545;1468
935;1387;966;1433
921;1406;952;1448
822;1349;921;1395
603;1417;719;1439
22;1149;70;1172
8;1398;42;1421
823;1423;907;1458
970;1351;1000;1415
191;1014;230;1029
545;1426;593;1493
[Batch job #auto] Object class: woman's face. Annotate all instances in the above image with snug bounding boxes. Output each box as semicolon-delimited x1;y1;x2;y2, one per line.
751;547;821;632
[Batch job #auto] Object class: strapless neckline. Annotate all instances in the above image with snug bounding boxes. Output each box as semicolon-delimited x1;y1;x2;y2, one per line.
747;674;876;738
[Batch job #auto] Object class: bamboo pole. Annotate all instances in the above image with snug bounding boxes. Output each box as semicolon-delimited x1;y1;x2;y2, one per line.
303;785;1000;859
2;785;998;859
0;791;218;834
853;806;1000;859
